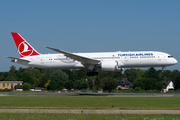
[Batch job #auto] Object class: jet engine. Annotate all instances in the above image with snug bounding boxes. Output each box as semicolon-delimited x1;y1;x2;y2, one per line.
100;61;124;72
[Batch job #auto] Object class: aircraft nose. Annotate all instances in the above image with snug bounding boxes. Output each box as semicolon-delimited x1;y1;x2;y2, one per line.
173;58;178;65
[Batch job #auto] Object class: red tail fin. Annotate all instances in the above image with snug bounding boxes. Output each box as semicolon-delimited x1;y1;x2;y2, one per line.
11;32;40;57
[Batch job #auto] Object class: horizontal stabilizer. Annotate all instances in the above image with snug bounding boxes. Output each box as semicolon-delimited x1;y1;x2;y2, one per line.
5;56;30;63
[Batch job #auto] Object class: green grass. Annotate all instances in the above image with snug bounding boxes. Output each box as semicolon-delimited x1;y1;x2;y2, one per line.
0;113;180;120
0;96;180;109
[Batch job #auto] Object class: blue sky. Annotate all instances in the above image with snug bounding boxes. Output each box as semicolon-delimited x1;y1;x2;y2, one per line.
0;0;180;71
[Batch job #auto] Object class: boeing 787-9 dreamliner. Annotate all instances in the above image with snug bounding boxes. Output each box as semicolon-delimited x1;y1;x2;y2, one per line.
6;32;178;76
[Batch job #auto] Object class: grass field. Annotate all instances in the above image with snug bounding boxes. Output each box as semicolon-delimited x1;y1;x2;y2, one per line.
0;96;180;109
0;113;180;120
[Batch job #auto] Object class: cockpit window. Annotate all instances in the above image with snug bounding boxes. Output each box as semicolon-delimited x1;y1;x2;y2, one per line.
168;56;173;58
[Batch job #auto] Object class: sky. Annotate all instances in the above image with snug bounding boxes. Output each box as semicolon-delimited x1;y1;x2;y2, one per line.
0;0;180;72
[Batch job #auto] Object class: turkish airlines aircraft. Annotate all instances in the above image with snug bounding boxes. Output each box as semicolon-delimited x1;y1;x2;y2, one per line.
6;32;178;76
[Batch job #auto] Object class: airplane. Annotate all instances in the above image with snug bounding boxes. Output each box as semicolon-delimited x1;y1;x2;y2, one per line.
6;32;178;76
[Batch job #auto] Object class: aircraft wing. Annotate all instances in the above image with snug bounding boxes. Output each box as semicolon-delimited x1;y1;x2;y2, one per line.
45;46;100;69
5;56;30;63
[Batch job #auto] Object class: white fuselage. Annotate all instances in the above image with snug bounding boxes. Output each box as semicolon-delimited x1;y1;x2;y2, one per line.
16;51;177;70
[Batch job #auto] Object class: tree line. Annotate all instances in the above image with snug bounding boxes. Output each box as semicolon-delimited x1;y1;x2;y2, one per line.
1;65;180;91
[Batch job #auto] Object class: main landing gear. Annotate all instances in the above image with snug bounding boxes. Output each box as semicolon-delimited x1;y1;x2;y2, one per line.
162;66;166;73
87;71;98;76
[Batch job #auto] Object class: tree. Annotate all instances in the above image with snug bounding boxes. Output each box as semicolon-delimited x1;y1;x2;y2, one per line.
74;80;81;89
133;81;145;90
0;74;4;80
22;83;30;91
16;67;25;81
98;70;113;80
103;80;118;92
129;74;136;82
64;80;74;91
79;81;88;89
88;80;94;90
62;70;77;81
47;81;57;91
8;65;17;80
143;78;156;90
5;76;13;81
162;70;171;81
143;67;158;79
76;69;87;80
112;72;123;80
5;66;17;81
136;69;146;79
95;76;101;90
156;82;163;90
134;78;156;90
173;72;180;90
50;70;69;90
124;68;137;83
39;69;53;87
0;72;8;80
33;68;42;80
45;80;50;88
17;67;42;85
21;71;35;85
35;79;40;87
170;70;179;83
27;67;42;85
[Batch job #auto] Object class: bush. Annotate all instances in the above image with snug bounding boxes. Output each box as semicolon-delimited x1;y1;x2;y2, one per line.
79;81;88;89
0;89;13;92
45;80;50;88
128;88;135;93
133;81;145;89
176;89;180;92
133;78;156;90
50;70;68;90
64;80;74;91
22;83;30;91
134;87;142;92
103;80;118;93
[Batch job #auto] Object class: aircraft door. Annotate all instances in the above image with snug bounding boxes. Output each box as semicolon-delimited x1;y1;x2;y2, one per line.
158;55;162;61
41;57;44;64
124;56;129;62
161;55;167;64
163;55;167;62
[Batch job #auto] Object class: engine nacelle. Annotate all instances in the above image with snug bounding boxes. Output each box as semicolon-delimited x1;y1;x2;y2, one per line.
101;61;124;72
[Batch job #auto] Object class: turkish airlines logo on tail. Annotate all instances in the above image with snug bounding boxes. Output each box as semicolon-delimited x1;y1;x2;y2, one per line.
18;41;33;57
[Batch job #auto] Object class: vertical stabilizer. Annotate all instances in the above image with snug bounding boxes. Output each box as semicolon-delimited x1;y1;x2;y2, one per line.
11;32;40;57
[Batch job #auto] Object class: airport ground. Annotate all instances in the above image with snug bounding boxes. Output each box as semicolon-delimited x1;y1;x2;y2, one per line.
0;92;180;120
0;113;180;120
